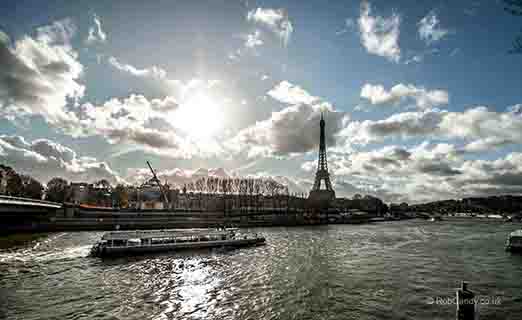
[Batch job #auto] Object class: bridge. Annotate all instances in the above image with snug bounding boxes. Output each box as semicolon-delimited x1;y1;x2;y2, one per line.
0;195;62;214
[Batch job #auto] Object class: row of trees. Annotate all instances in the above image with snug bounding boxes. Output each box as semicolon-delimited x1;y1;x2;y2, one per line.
0;165;44;200
1;165;388;214
0;164;295;208
175;177;294;212
0;166;127;205
183;177;290;197
0;166;81;202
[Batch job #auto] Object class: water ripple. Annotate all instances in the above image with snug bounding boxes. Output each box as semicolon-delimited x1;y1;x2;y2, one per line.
2;221;522;319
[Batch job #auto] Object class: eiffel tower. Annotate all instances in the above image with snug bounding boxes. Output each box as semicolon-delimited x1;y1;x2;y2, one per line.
309;112;335;202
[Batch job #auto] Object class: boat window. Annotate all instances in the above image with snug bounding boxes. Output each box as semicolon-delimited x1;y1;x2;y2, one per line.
113;239;127;247
128;238;141;246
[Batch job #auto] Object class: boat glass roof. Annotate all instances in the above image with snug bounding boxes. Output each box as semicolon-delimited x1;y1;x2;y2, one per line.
101;228;238;240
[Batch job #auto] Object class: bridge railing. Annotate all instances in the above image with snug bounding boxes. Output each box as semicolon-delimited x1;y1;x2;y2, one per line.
0;195;62;207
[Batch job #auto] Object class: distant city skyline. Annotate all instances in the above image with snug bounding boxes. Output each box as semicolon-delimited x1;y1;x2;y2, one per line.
1;0;522;203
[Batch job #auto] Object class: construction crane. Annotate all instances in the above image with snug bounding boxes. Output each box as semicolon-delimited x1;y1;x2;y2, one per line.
146;161;169;208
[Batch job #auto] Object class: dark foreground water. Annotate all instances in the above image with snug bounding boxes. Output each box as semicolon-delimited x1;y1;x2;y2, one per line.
1;220;522;320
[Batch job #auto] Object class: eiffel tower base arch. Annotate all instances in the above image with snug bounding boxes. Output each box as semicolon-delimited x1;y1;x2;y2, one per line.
308;189;335;208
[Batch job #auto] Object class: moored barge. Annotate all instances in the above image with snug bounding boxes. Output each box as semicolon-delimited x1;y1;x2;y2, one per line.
90;228;265;257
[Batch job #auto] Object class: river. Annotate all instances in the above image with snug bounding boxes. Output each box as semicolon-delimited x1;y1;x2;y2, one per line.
1;219;521;320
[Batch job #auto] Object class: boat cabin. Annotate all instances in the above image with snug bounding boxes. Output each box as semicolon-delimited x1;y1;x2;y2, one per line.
100;229;243;248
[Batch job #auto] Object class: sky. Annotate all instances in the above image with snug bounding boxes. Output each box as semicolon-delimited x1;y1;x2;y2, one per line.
1;0;522;203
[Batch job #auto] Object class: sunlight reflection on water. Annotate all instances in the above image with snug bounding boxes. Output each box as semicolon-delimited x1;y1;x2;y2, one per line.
1;221;522;320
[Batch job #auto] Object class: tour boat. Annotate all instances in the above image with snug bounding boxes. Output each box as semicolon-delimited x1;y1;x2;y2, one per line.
90;228;265;257
505;230;522;253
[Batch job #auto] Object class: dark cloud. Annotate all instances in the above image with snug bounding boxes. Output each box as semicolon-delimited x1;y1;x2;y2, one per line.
106;128;179;149
230;81;348;157
0;42;53;105
415;161;462;176
232;104;346;156
473;172;522;187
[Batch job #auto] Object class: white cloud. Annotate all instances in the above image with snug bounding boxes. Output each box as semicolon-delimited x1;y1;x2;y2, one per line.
0;19;225;159
125;166;313;196
438;106;522;141
36;18;77;44
267;81;319;105
403;48;439;65
358;1;401;62
321;141;522;202
230;30;264;60
340;109;444;145
404;54;423;65
247;8;293;46
106;56;220;101
78;94;227;159
463;137;515;153
303;143;460;202
79;94;180;148
336;18;355;35
229;81;347;157
0;135;122;184
126;167;231;187
0;19;85;134
507;104;522;115
108;56;167;80
0;30;9;44
418;10;450;45
360;83;449;109
343;106;522;148
0;21;209;159
449;48;460;57
243;30;264;48
85;13;107;44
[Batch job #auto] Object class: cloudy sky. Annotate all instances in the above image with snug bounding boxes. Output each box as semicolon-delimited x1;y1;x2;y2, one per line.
1;0;521;203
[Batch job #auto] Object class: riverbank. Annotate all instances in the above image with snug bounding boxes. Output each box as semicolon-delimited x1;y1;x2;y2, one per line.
0;209;386;235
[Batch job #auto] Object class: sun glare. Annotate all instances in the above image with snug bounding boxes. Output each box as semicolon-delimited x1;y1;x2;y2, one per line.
172;94;224;141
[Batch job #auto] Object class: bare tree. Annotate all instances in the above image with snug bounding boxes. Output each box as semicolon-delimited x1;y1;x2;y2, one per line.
246;179;254;214
254;179;261;212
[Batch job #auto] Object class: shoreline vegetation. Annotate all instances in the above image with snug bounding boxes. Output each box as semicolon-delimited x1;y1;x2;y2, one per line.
2;164;522;236
2;163;522;214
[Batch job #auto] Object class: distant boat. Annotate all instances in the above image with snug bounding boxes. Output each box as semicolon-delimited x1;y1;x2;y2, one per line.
90;228;265;257
505;230;522;253
429;216;443;222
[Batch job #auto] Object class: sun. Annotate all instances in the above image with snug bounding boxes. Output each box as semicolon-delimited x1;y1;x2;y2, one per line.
171;94;224;140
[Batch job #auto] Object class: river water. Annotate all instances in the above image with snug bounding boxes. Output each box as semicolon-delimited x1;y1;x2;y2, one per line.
1;220;521;320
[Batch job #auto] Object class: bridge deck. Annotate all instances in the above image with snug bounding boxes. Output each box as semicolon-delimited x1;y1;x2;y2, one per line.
0;195;62;209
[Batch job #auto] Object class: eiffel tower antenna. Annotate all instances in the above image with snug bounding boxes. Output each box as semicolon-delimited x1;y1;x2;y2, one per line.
309;111;335;202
